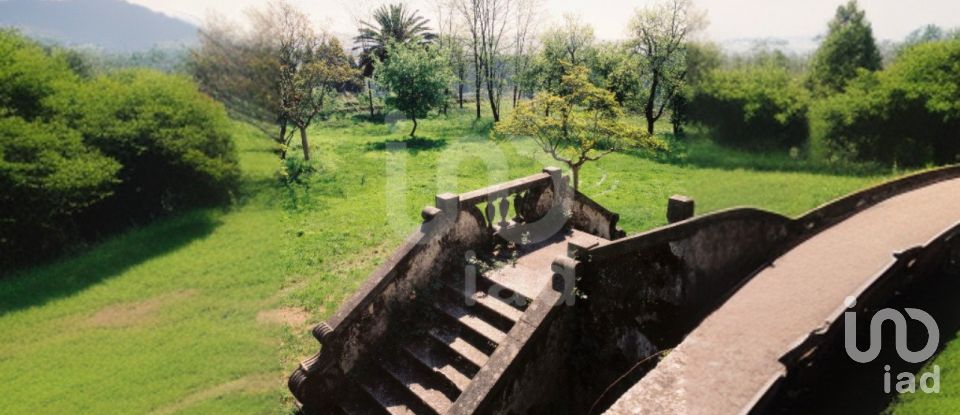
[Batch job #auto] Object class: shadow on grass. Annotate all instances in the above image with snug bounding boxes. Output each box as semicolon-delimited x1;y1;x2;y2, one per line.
0;210;221;315
365;136;448;154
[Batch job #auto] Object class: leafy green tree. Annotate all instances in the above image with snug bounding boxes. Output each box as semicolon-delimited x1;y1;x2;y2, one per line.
808;0;882;95
497;65;664;190
589;42;642;108
374;42;452;137
690;64;809;149
811;39;960;165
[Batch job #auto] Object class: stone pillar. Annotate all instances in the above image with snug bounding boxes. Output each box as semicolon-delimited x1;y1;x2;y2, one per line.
667;195;695;223
543;166;562;182
435;193;460;215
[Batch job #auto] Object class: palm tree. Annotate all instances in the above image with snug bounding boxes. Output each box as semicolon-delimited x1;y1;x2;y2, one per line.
355;3;435;77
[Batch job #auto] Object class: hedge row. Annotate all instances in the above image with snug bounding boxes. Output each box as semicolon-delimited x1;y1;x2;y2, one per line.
0;30;239;271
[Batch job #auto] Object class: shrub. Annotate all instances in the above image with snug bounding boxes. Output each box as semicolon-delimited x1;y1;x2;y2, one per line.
51;69;240;216
0;116;120;264
689;64;809;149
811;40;960;165
0;29;78;120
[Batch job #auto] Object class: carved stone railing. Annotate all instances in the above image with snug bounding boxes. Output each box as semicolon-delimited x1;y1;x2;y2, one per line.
451;167;566;245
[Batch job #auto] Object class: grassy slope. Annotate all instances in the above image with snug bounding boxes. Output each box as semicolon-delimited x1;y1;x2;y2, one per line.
0;110;897;414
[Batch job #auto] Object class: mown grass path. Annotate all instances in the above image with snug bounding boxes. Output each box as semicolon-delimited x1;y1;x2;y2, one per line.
0;111;895;414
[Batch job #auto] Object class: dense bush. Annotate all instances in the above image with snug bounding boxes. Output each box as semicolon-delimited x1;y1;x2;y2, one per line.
689;64;809;149
0;117;120;257
0;30;239;271
811;40;960;165
0;29;77;120
51;70;240;214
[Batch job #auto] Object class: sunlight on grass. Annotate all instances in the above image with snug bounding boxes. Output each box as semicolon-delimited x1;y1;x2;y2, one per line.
0;110;901;413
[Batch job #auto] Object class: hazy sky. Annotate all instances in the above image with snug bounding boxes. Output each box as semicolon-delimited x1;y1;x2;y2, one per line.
127;0;960;46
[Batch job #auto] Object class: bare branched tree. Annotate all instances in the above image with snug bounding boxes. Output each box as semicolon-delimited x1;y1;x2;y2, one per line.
629;0;706;134
510;0;540;108
191;0;353;160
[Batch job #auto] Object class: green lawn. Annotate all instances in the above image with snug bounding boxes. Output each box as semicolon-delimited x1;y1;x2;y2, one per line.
0;109;901;414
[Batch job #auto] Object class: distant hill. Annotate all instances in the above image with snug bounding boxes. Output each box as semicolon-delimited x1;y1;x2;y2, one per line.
0;0;197;51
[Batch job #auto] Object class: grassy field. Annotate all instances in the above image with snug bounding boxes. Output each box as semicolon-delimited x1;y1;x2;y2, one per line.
0;109;903;414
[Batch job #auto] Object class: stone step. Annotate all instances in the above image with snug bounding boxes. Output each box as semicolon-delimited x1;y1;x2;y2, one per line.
427;325;490;371
402;338;473;392
434;299;508;345
457;274;531;311
337;379;391;415
337;397;388;415
353;367;433;415
378;355;454;415
445;282;525;327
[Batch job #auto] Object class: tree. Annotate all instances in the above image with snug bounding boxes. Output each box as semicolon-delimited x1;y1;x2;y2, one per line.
808;0;882;95
192;1;350;161
454;0;514;122
669;41;720;136
811;39;960;165
191;13;285;153
435;3;467;112
375;42;452;137
454;0;485;119
538;15;596;97
509;0;541;108
440;34;469;109
497;65;664;190
355;3;435;118
355;3;436;76
629;0;705;134
589;42;641;108
689;64;809;149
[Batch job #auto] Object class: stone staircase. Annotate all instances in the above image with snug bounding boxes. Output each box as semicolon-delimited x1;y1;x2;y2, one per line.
328;275;530;415
289;168;625;414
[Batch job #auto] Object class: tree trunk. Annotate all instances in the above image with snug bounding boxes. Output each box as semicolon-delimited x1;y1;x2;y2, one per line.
512;85;518;108
299;126;310;161
475;83;482;119
474;54;482;119
278;123;287;159
459;84;464;108
442;88;449;115
410;117;418;137
367;79;374;118
487;80;499;122
644;71;660;134
571;165;580;192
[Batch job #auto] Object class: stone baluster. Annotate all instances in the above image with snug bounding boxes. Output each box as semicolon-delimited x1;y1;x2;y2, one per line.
485;199;496;229
498;196;510;228
513;192;523;222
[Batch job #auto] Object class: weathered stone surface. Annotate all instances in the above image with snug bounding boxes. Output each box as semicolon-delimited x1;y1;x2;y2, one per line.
289;165;960;415
666;194;695;223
